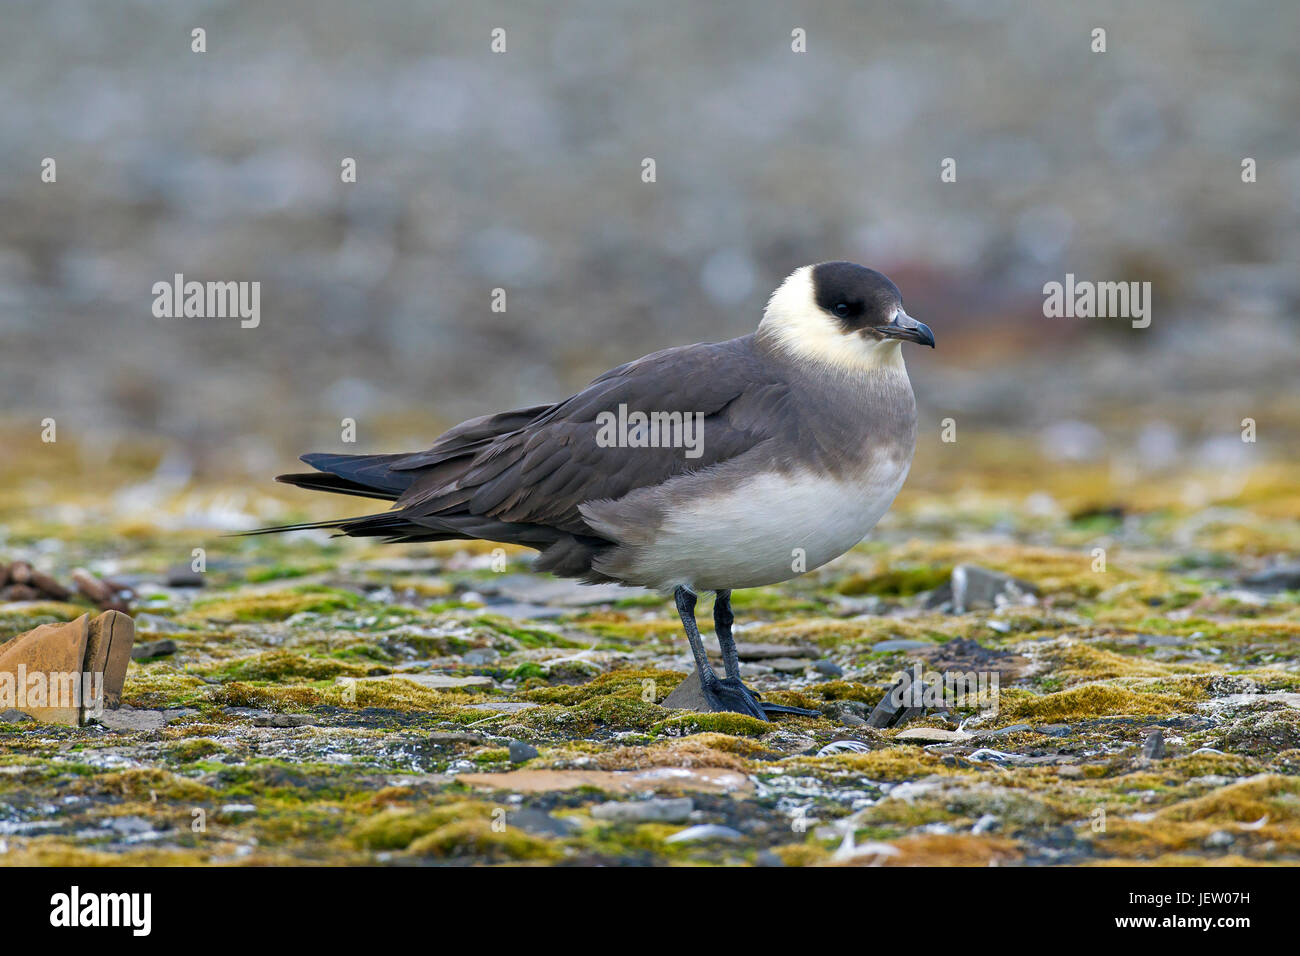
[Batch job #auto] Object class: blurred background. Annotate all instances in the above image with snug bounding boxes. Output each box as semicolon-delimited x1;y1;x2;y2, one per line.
1;0;1297;535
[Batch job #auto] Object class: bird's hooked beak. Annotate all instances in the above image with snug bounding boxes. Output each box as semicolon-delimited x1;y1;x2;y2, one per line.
874;309;935;348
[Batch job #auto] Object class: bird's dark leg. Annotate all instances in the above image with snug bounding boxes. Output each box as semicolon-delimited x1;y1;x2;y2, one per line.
712;589;821;718
672;588;818;720
712;589;741;679
674;586;764;720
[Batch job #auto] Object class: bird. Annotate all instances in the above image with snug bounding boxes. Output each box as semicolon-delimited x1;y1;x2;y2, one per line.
253;261;934;719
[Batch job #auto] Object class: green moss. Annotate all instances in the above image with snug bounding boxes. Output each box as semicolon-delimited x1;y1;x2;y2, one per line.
166;738;226;762
186;587;361;623
406;820;562;861
523;668;681;706
653;712;774;736
1001;685;1188;723
474;616;582;648
205;650;382;682
837;565;952;597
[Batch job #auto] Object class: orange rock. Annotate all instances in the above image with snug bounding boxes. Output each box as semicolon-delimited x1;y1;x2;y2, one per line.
0;611;135;725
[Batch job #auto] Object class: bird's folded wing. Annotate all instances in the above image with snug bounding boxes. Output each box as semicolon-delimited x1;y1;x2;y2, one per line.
393;338;790;535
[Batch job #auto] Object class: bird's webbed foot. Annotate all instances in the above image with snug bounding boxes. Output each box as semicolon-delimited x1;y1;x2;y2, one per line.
699;674;821;719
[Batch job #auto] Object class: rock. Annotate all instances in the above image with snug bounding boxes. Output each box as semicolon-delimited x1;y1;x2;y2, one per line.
756;849;786;867
871;639;933;652
1241;563;1300;591
866;673;924;728
949;564;1038;613
461;647;500;665
839;713;868;728
0;610;133;724
1205;830;1235;848
971;814;1000;834
165;568;206;588
895;727;972;744
131;639;177;660
70;568;113;605
508;740;539;763
95;706;167;732
347;673;494;690
1141;728;1166;760
590;797;694;823
664;824;742;843
28;569;71;600
982;723;1034;737
661;669;710;711
765;657;811;673
1037;724;1072;737
813;659;843;677
465;701;538;713
507;807;581;837
426;731;485;747
0;709;33;723
253;713;314;727
1206;692;1300;710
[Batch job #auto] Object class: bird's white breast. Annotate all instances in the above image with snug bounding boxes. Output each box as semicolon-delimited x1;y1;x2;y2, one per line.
623;455;912;592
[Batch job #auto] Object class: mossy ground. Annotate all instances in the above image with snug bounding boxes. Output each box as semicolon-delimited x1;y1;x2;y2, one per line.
1;431;1298;866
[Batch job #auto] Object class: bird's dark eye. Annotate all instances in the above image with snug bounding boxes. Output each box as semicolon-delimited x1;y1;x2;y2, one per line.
834;303;850;316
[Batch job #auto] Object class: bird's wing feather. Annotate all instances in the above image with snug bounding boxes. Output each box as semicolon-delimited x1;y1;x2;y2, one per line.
394;335;792;536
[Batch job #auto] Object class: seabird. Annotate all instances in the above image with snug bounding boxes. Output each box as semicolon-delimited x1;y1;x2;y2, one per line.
256;261;934;719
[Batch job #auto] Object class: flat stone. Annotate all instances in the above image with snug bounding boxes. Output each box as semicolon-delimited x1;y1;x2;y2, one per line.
95;706;167;732
813;659;843;677
665;824;742;843
457;767;753;796
426;732;485;747
461;647;500;665
1037;724;1073;737
1207;692;1300;710
871;639;933;652
507;807;582;837
590;797;694;823
766;657;812;673
131;639;177;660
464;701;538;713
895;727;972;744
347;673;493;690
0;708;34;723
981;723;1034;738
253;713;314;727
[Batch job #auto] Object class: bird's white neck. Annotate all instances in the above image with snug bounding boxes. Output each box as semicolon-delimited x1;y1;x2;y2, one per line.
757;266;907;374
